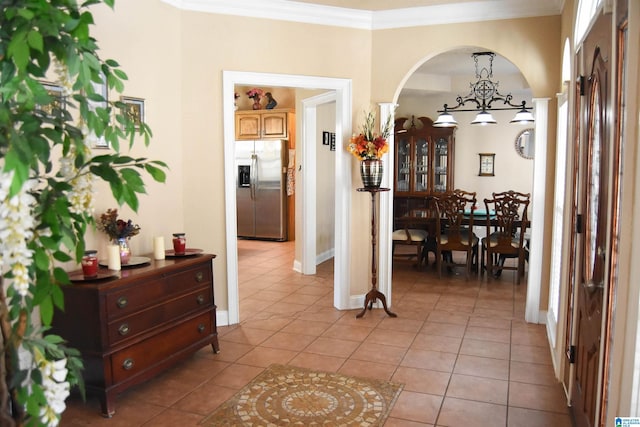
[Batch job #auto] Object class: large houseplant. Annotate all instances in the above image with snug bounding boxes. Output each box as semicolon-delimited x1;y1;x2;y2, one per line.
0;1;167;425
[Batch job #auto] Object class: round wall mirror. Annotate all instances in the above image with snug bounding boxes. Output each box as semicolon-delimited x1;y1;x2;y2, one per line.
515;128;535;159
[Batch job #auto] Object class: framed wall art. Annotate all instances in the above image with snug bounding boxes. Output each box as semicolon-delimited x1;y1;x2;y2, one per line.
38;82;66;119
120;96;145;129
89;73;109;148
478;153;495;176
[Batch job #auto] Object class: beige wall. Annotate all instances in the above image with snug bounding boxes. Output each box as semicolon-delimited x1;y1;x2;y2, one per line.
89;1;560;311
316;102;337;258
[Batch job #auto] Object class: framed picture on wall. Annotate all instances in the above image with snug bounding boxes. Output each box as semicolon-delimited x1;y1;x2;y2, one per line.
120;96;145;130
322;131;330;145
89;73;109;148
478;153;495;176
38;82;66;119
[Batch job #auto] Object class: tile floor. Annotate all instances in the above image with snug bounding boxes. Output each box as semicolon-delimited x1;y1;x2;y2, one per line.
61;239;572;426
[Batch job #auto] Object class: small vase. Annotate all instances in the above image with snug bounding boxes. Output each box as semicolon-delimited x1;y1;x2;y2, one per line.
360;158;383;189
115;237;131;265
252;97;262;110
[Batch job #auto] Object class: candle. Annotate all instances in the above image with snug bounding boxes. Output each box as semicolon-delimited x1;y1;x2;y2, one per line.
107;244;121;270
153;236;165;260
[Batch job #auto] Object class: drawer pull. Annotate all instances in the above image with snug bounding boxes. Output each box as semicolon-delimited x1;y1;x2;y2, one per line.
195;272;204;282
116;296;128;309
196;295;205;305
198;323;205;333
122;358;134;370
118;323;130;336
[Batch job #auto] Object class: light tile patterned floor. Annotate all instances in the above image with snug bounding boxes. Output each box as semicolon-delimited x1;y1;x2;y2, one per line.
60;239;572;426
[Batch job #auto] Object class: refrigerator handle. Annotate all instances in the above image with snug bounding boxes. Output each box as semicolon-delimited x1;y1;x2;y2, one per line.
250;154;258;200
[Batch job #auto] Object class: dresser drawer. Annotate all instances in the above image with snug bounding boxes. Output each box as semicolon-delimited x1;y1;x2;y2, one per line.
106;286;212;346
110;310;214;384
106;264;212;320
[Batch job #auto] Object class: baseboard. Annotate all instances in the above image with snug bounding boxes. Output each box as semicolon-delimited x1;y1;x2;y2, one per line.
316;248;335;265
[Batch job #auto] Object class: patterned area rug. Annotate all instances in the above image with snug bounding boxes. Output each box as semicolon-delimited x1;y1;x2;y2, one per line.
199;364;404;426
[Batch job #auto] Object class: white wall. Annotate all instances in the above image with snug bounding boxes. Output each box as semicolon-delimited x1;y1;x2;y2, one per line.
316;102;336;260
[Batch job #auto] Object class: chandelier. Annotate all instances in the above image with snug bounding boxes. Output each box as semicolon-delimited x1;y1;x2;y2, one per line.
433;52;534;127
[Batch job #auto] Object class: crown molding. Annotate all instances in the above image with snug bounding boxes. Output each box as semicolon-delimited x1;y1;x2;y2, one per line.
161;0;372;29
161;0;563;29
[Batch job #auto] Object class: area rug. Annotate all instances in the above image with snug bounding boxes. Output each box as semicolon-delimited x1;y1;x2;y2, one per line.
199;364;404;426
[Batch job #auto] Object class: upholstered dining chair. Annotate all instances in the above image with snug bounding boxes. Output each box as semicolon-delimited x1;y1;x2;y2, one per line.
392;211;430;270
433;191;479;280
482;191;530;283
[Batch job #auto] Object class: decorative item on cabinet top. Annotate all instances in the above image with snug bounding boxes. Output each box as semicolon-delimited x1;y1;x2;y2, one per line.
235;108;295;140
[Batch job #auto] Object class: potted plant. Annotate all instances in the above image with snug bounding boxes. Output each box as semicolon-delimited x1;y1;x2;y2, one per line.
0;1;167;425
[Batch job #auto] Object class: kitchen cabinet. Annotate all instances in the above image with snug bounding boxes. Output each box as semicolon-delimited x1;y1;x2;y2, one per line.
235;109;293;140
51;255;218;417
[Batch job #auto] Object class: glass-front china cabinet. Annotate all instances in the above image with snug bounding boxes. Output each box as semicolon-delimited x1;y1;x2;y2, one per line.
393;116;455;217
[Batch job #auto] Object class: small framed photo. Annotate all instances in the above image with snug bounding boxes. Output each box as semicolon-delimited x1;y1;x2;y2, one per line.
89;73;109;148
322;131;330;146
38;82;66;119
88;72;108;111
479;153;495;176
329;132;336;151
120;96;145;129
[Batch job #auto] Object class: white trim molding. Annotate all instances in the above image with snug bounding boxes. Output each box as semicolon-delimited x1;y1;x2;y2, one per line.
162;0;563;30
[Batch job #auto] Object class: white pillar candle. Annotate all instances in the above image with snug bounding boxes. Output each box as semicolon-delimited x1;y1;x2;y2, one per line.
153;236;165;260
107;244;121;271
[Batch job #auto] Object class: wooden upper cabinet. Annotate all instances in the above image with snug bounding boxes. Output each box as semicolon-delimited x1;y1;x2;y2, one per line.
235;109;291;140
394;116;455;197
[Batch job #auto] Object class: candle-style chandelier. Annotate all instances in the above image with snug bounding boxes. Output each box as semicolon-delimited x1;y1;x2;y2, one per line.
433;52;534;127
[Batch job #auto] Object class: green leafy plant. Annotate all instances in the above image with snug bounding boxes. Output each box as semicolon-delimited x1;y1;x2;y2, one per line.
0;1;167;425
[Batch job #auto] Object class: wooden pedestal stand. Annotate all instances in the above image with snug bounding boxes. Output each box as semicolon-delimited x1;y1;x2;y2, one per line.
356;187;397;319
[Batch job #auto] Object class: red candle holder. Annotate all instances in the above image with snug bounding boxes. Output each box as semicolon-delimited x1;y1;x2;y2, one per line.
172;233;186;255
82;250;99;277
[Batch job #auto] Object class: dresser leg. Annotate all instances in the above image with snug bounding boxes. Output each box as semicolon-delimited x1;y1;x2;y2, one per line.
211;336;220;353
99;393;116;418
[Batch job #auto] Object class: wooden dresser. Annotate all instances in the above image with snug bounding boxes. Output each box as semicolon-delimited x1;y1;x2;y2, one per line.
51;254;219;417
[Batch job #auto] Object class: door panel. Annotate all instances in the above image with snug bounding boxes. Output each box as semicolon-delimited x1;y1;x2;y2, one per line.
254;140;286;240
236;140;256;238
570;12;612;427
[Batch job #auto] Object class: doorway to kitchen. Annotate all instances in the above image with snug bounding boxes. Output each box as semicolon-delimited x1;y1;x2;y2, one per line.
222;71;352;325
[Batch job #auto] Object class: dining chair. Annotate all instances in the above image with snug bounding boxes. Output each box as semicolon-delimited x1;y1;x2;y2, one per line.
434;191;479;280
392;210;430;270
482;191;530;283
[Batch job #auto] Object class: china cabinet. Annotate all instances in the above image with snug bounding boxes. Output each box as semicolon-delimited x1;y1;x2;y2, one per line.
393;116;455;218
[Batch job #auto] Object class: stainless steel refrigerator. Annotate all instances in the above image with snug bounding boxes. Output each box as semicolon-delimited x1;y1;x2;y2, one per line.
235;139;288;240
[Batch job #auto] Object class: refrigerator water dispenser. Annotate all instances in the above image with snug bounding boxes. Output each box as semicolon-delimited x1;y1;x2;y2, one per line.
238;165;250;188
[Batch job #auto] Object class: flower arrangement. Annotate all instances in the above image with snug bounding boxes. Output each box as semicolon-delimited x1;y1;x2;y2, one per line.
347;111;393;160
246;88;264;100
97;208;141;240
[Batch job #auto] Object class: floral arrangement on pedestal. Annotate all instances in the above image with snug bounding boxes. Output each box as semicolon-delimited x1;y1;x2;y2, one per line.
246;88;264;110
347;111;392;160
347;111;393;188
